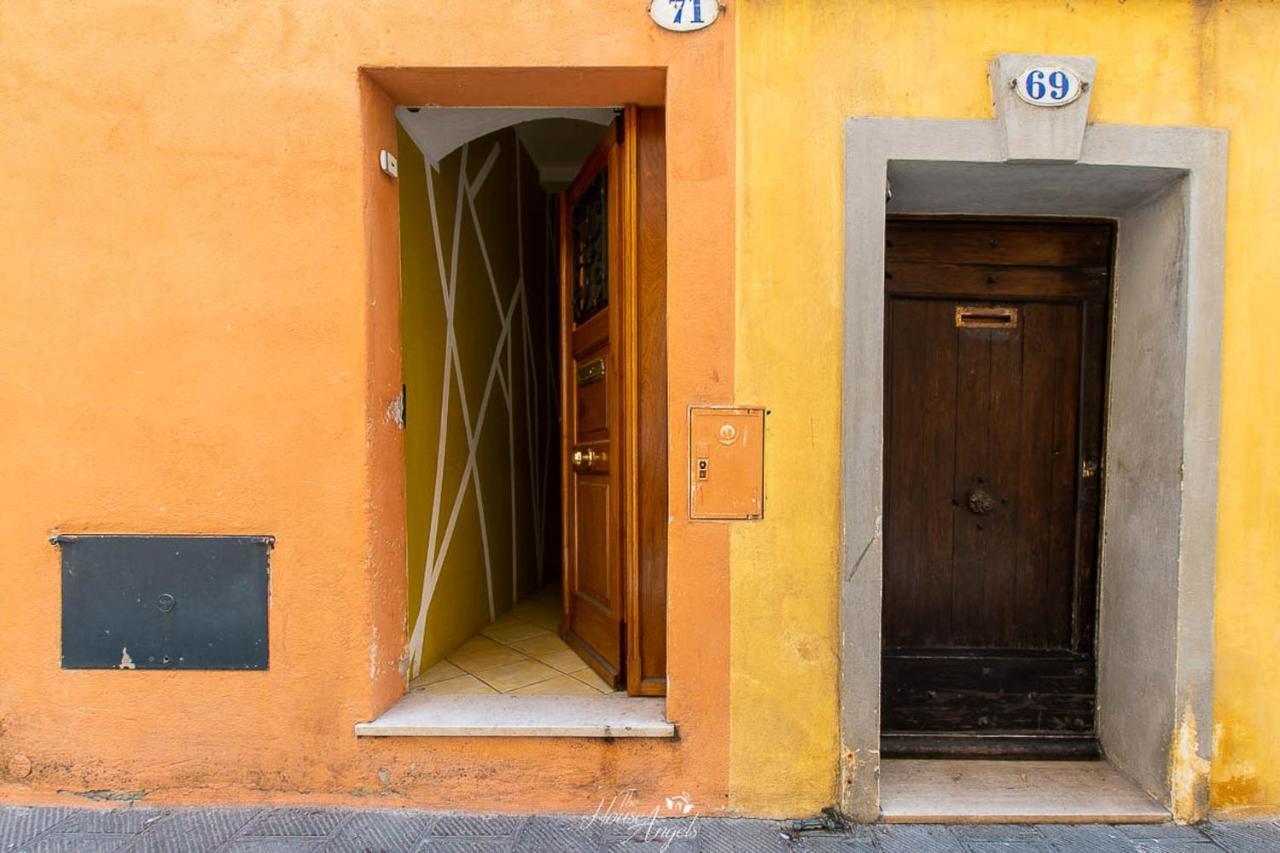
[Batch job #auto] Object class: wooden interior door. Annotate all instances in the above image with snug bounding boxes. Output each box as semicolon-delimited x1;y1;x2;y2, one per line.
881;218;1112;757
629;107;668;697
558;107;667;695
559;114;629;688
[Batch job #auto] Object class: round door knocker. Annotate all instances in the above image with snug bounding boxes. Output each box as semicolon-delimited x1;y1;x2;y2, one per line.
156;593;177;613
967;488;996;515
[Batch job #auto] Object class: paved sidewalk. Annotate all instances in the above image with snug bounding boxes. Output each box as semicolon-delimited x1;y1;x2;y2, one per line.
2;804;1279;852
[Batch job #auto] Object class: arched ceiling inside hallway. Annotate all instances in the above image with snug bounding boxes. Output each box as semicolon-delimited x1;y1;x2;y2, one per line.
395;107;616;191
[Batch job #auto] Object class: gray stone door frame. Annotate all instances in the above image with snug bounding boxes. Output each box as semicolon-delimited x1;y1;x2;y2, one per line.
839;71;1228;822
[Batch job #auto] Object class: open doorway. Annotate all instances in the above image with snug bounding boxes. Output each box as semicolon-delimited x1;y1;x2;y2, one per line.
395;106;667;704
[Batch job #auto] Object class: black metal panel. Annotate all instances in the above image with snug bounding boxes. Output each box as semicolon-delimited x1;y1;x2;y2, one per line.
56;534;273;670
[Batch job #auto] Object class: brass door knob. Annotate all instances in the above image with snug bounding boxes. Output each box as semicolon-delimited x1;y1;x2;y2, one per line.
967;488;996;515
571;448;605;470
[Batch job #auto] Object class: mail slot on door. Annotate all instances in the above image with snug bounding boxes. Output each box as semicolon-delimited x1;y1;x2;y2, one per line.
689;406;766;520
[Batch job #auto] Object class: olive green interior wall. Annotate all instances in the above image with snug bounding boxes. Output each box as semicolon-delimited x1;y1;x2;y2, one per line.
399;122;557;677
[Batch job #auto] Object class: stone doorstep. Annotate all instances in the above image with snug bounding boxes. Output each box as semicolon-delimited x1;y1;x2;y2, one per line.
353;693;675;738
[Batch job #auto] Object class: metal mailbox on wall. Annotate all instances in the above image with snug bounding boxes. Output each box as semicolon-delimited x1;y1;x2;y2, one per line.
54;534;273;670
689;406;766;520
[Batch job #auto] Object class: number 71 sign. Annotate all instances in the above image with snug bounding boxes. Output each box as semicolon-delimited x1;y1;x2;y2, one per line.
649;0;720;32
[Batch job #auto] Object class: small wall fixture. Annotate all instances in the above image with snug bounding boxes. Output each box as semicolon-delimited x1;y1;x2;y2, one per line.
689;406;766;521
379;149;398;179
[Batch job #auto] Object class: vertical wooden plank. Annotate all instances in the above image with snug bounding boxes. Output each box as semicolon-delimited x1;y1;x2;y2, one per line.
949;325;992;645
1014;303;1081;649
1046;302;1083;646
1073;295;1109;654
1014;303;1056;647
981;320;1024;645
630;106;667;695
884;299;958;647
949;312;1025;648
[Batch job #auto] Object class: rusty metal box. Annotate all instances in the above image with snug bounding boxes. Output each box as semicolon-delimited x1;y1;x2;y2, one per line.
689;406;766;520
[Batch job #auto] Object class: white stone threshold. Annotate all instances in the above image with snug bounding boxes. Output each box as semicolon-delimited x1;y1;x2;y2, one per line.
880;759;1169;824
355;692;675;738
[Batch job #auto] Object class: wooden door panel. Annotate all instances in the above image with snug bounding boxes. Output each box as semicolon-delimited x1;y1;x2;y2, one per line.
886;299;1087;650
949;323;994;647
1073;299;1108;650
574;371;609;440
630;107;667;696
884;299;957;647
569;576;621;670
560;107;667;696
573;478;612;605
886;220;1111;268
882;218;1112;750
1046;305;1084;645
1013;303;1054;648
885;261;1106;300
1010;303;1082;647
983;323;1025;645
949;321;1023;647
560;116;627;689
572;313;611;441
882;650;1096;733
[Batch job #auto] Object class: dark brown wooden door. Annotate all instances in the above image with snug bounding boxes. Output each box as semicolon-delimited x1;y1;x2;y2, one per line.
560;117;627;688
881;219;1112;757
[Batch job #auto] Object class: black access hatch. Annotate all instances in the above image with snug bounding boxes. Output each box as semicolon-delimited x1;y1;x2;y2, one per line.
55;534;273;670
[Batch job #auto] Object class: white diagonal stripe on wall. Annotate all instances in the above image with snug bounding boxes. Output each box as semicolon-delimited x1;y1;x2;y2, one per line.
466;142;507;320
406;133;557;677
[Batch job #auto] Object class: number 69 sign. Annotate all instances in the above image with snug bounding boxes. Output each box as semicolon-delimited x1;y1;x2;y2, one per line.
1013;66;1085;107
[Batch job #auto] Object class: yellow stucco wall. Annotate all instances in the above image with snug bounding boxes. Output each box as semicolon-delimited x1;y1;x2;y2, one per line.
398;123;556;676
731;0;1280;816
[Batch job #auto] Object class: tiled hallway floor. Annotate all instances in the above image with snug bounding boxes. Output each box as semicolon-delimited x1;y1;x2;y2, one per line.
409;587;623;697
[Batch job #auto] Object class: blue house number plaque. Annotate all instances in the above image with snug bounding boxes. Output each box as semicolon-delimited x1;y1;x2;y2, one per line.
1013;66;1085;107
649;0;719;32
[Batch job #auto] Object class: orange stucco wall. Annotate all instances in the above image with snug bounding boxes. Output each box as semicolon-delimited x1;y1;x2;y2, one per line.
0;2;733;813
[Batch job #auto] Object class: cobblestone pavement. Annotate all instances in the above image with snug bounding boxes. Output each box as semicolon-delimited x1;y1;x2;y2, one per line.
2;805;1279;852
